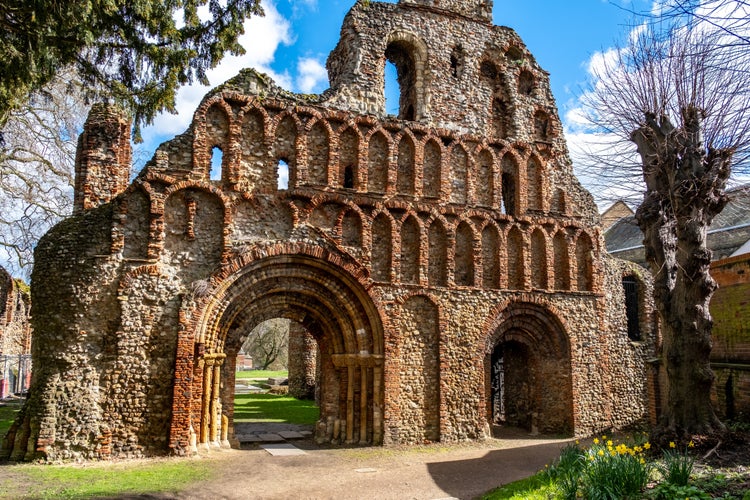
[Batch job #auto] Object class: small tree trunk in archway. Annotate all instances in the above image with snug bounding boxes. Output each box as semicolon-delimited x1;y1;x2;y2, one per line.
632;108;730;439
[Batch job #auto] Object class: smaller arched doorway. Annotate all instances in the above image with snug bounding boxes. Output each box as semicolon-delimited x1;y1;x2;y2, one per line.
170;250;385;451
485;302;573;435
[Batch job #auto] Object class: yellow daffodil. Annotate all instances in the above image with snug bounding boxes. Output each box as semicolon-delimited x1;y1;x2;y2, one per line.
593;438;600;444
688;440;695;448
669;441;676;448
644;442;651;450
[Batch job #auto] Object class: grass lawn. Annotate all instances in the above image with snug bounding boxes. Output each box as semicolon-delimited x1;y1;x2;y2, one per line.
0;399;23;434
235;370;288;380
0;459;214;499
234;393;318;425
480;473;556;499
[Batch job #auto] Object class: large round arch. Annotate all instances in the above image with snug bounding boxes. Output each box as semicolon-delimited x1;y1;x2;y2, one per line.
483;301;573;435
169;251;386;451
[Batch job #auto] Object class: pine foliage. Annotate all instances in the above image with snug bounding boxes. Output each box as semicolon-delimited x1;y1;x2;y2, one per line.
0;0;263;138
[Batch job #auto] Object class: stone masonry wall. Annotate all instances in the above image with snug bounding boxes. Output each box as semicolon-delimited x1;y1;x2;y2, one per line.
0;266;32;399
0;266;31;358
8;0;656;461
710;254;750;420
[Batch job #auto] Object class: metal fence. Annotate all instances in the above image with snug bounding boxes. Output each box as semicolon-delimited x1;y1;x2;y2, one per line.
0;355;31;398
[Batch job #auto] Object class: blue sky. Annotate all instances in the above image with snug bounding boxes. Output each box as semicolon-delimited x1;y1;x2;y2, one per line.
140;0;653;160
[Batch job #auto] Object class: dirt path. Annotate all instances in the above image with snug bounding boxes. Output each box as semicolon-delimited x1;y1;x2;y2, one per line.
180;434;572;500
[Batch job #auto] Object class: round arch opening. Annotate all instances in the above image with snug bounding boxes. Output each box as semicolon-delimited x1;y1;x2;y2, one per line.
485;303;574;436
176;254;385;450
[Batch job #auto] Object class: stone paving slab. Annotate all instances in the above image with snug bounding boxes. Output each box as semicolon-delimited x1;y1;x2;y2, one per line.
277;431;304;439
258;433;285;442
237;435;262;443
261;443;307;456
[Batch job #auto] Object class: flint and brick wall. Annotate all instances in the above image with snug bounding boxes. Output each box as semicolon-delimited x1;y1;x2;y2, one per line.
5;0;656;461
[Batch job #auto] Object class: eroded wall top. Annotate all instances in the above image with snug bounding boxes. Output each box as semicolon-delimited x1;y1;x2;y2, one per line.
399;0;493;22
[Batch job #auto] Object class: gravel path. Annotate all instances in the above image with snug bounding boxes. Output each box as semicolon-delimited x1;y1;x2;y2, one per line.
178;433;571;500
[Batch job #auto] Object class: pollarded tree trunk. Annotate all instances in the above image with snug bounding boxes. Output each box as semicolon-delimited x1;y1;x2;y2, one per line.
631;107;730;438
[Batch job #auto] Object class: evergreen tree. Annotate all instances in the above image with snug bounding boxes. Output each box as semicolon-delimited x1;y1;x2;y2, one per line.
0;0;263;139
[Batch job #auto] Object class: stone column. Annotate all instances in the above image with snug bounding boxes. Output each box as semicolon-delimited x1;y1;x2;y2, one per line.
210;357;223;445
288;322;317;399
200;358;215;446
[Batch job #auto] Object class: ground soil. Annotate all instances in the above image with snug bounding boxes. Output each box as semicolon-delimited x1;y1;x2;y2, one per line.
690;430;750;498
177;430;570;500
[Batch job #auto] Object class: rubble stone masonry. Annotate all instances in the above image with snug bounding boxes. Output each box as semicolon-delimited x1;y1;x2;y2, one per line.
0;267;32;399
3;0;657;461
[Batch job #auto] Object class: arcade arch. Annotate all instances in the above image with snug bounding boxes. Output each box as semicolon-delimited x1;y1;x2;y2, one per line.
174;253;385;449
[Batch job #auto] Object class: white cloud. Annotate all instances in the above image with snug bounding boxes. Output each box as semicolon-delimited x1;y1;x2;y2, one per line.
142;1;293;142
297;57;328;93
586;47;620;79
565;0;750;208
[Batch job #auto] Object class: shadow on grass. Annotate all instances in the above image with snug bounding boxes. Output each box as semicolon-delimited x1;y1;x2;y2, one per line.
234;393;318;425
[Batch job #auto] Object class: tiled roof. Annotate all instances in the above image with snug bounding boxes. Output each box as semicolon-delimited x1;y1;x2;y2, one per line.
605;185;750;257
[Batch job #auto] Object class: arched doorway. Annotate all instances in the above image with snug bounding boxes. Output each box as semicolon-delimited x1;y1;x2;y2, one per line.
485;302;573;435
170;251;385;450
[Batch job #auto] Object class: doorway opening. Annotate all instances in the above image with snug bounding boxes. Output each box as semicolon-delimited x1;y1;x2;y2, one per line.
485;303;573;437
490;339;536;431
230;318;321;446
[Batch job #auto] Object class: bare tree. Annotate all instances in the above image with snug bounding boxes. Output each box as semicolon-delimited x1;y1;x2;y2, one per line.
242;319;290;371
580;19;750;438
0;70;88;276
660;1;750;47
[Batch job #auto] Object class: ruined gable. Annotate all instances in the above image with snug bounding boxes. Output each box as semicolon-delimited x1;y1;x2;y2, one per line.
6;0;657;461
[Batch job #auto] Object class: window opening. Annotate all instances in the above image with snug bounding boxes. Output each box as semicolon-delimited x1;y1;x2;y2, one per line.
518;70;535;95
622;276;641;340
210;146;223;181
385;41;419;121
450;45;465;79
534;111;550;141
277;159;289;190
343;166;355;189
501;173;516;216
384;60;400;116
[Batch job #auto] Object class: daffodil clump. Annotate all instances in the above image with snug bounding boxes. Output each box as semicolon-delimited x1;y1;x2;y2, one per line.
538;435;709;500
580;435;653;499
660;440;696;487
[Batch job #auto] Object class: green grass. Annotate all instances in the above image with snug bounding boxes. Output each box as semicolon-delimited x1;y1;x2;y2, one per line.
0;459;214;499
0;399;23;434
235;370;288;380
234;393;318;425
481;472;557;499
